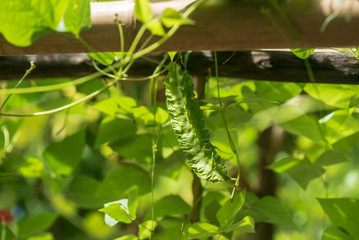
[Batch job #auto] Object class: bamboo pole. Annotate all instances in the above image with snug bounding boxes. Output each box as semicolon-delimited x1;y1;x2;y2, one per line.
1;0;359;56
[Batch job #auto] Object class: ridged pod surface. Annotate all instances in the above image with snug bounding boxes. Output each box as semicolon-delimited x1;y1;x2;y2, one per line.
164;61;229;182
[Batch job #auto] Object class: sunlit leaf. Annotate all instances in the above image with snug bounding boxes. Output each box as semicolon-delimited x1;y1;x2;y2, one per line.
319;198;359;239
304;84;359;109
322;225;352;240
168;52;177;61
223;216;255;234
63;0;91;35
87;52;121;66
244;196;296;227
18;157;45;177
255;81;302;102
187;222;219;239
92;96;137;116
0;0;90;46
269;156;324;189
291;48;315;59
99;201;132;225
132;105;169;126
139;220;157;239
128;189;138;220
135;0;153;23
95;117;137;147
320;110;359;144
216;190;246;229
314;150;349;167
160;8;195;28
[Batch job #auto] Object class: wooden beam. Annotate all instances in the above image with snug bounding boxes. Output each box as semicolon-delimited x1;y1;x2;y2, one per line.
1;51;359;84
1;0;359;56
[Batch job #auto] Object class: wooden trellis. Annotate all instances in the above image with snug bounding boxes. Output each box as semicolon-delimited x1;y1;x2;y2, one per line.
1;0;359;56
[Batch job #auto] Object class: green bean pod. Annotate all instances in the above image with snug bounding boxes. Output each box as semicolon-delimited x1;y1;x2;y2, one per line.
164;60;229;182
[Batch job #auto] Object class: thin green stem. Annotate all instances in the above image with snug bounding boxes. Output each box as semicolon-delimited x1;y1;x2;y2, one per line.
0;78;119;117
77;37;118;75
148;55;168;239
0;70;166;96
303;58;316;83
269;0;300;43
213;52;240;200
115;17;125;53
261;7;291;43
0;61;35;112
92;60;117;79
1;215;6;240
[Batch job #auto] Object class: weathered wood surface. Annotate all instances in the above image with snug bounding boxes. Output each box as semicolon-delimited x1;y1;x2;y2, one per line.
1;0;359;56
1;51;359;84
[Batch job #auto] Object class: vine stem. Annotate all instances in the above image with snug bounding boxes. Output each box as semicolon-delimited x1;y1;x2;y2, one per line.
0;61;36;112
149;55;168;239
0;0;205;118
213;52;241;201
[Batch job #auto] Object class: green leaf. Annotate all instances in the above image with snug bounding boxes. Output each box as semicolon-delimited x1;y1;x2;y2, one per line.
156;150;184;179
92;96;137;116
18;157;45;177
314;150;349;167
244;196;296;227
44;129;85;176
18;213;58;239
87;52;122;66
95;117;137;147
95;163;151;200
223;216;255;234
320;110;359;144
304;84;359;109
255;81;302;103
110;134;153;164
279;114;323;143
99;202;132;224
318;198;359;239
160;8;195;28
291;48;315;59
0;0;65;46
269;156;325;189
132;106;169;126
139;220;157;239
0;0;90;46
114;235;138;240
150;195;191;219
128;189;138;220
146;19;166;36
187;222;219;239
27;232;54;240
168;52;177;61
67;175;104;209
241;86;275;113
159;217;184;240
63;0;91;35
0;225;16;240
322;226;352;240
216;190;246;229
135;0;153;23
